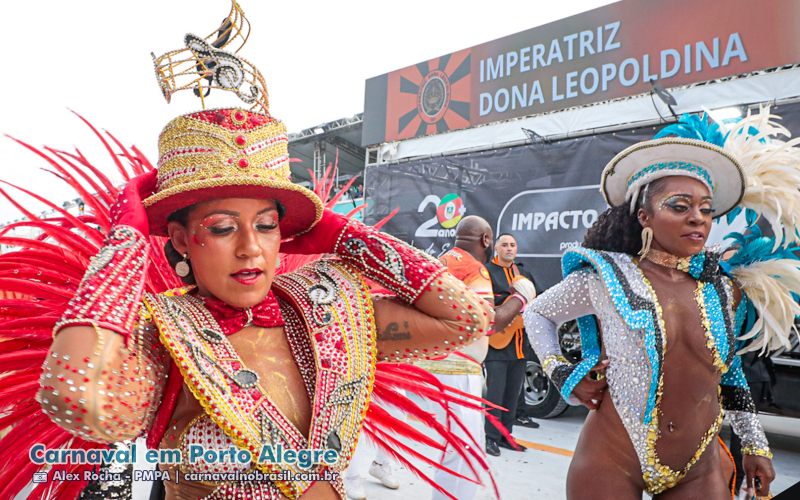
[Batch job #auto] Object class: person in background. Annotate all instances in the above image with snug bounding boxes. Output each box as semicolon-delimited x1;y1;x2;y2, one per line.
416;215;536;498
344;396;404;499
485;233;540;456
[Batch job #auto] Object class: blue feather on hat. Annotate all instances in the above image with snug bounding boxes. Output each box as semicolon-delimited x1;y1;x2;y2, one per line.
654;112;728;147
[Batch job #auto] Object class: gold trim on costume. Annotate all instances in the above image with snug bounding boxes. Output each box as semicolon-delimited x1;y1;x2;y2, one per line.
416;357;482;376
639;274;727;494
144;259;376;499
694;281;728;373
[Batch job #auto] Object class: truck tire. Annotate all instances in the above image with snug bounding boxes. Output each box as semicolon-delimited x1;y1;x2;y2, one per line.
521;359;569;419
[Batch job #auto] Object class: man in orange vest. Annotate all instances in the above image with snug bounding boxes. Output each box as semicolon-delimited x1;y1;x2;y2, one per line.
485;233;540;455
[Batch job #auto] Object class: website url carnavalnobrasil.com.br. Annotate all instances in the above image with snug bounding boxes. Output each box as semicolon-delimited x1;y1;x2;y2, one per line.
178;469;340;483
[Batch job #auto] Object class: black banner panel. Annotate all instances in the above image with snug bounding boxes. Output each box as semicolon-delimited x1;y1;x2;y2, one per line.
365;103;800;289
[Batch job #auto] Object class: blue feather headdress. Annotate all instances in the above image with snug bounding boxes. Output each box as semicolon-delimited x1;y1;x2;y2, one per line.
654;112;728;147
656;108;800;353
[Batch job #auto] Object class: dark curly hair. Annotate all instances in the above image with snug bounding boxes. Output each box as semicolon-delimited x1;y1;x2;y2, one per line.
583;178;670;255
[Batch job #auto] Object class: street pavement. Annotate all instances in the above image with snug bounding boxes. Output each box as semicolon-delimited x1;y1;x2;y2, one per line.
351;406;800;499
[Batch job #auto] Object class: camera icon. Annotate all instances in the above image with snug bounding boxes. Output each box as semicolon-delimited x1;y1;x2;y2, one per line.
32;471;48;483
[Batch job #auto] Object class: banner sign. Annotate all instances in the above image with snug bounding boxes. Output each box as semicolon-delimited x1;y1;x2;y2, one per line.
364;103;800;289
363;0;800;145
364;128;645;288
497;185;608;257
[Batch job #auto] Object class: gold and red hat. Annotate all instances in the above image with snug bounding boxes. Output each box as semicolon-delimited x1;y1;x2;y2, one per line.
146;2;323;237
143;107;323;237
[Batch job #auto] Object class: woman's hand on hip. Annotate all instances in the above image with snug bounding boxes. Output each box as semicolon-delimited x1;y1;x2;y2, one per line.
572;359;609;410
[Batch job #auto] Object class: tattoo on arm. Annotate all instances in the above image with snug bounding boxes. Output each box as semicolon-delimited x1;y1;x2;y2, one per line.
378;321;411;341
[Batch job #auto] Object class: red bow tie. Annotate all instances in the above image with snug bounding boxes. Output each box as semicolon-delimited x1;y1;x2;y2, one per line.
201;291;285;335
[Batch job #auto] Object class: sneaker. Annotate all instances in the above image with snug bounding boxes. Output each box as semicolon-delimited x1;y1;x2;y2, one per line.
485;439;501;457
369;460;400;490
515;415;540;428
344;476;367;500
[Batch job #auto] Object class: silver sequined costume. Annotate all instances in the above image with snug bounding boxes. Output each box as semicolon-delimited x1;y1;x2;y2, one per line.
523;247;770;494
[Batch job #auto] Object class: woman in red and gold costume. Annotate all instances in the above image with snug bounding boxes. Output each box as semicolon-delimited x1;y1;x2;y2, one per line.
43;108;495;500
0;4;499;499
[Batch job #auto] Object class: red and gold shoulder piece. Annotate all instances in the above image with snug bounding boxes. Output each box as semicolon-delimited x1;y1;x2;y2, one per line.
272;258;377;467
272;258;377;376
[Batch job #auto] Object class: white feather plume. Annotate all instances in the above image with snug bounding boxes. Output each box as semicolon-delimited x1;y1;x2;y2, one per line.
723;107;800;250
731;258;800;354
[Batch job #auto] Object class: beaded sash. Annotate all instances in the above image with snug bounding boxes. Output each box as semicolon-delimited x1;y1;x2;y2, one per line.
561;248;739;417
143;259;376;499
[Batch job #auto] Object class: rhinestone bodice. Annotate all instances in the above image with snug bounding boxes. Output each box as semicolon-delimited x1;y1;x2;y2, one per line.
523;247;770;493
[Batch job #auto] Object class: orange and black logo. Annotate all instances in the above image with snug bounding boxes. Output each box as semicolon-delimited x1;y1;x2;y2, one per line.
382;49;473;141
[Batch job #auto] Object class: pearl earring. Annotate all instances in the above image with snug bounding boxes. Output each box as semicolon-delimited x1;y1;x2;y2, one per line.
175;253;191;277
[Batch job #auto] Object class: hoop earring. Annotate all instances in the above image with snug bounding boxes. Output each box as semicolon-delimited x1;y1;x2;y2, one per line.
639;227;653;258
175;253;191;278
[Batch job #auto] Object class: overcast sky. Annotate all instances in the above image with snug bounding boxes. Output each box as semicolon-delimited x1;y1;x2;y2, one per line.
0;0;615;222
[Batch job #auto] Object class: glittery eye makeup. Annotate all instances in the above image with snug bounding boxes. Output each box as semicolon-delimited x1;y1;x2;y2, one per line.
190;214;235;246
659;194;691;211
253;214;278;231
658;194;714;215
196;213;279;240
201;214;239;236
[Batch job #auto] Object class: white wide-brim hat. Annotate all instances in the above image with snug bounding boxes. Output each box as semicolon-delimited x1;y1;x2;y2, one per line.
601;138;745;217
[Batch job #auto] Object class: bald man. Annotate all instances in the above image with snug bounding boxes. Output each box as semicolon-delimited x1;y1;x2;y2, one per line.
417;216;536;499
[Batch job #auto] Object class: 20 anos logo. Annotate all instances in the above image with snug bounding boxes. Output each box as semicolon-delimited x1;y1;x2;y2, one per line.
415;193;465;238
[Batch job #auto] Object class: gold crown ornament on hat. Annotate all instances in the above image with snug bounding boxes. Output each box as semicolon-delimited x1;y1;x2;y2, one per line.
144;1;323;237
151;1;268;112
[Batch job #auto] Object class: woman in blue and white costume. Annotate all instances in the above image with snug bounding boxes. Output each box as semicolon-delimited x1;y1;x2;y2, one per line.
524;111;800;499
